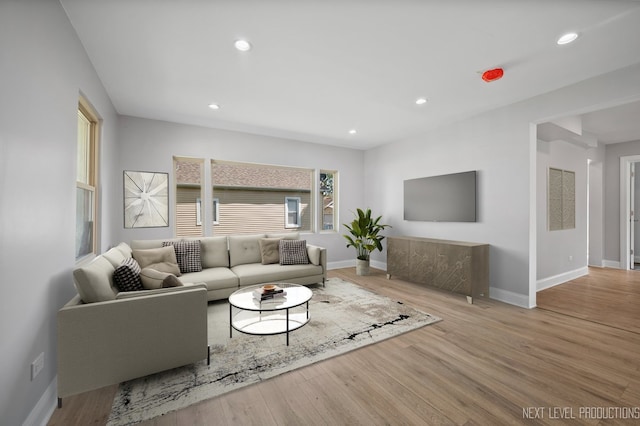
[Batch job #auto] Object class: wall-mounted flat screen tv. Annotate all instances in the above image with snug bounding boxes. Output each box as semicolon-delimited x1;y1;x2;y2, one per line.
404;170;477;222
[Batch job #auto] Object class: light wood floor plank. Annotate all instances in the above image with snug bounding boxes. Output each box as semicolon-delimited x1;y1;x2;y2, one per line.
49;267;640;425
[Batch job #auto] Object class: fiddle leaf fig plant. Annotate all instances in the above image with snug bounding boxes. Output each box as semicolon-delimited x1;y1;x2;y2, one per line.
343;208;391;261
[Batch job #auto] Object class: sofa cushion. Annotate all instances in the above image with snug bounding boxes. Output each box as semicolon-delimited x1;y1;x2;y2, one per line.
102;246;128;269
231;263;323;286
228;234;265;267
190;237;229;268
179;267;239;291
162;240;202;273
139;267;183;289
259;238;281;265
114;242;133;258
113;258;144;292
130;239;179;250
132;246;181;276
307;244;322;266
73;256;118;303
279;239;309;265
266;232;299;240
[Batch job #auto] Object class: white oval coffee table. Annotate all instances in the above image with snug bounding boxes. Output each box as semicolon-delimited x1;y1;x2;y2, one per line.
228;283;312;345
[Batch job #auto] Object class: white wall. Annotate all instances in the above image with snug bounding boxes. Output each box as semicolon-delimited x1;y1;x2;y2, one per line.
0;1;119;424
603;139;640;265
364;62;640;308
588;144;606;267
113;116;365;265
536;139;589;290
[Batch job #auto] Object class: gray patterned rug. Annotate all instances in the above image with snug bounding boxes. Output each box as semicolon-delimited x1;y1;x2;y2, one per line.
108;277;441;425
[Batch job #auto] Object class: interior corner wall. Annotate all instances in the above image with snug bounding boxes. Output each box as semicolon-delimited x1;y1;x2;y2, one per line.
603;139;640;265
112;116;365;264
536;139;589;288
363;62;640;308
0;1;119;424
588;144;606;268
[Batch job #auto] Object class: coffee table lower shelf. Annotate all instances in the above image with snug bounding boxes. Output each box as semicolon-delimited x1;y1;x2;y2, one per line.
229;305;310;345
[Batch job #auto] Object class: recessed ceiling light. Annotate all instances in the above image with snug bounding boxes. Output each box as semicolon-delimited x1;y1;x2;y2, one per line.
349;129;357;135
208;103;220;110
557;32;578;45
234;39;252;51
416;97;428;105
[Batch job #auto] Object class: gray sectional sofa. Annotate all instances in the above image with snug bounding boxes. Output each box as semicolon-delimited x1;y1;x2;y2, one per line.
57;233;326;405
130;233;327;301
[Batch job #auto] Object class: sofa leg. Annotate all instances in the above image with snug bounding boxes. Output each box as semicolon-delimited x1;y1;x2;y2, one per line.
207;345;211;366
58;398;62;409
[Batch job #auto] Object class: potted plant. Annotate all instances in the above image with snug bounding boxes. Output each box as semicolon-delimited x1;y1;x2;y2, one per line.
343;208;391;275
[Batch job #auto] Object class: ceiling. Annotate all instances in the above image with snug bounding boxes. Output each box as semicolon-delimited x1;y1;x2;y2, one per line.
60;0;640;150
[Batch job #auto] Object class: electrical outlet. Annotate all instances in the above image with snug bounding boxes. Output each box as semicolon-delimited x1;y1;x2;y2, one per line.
31;352;44;380
568;255;573;262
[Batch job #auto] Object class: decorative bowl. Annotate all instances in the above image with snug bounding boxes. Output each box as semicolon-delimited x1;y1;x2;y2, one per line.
262;284;276;292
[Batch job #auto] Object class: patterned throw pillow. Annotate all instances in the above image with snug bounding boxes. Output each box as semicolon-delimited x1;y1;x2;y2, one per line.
113;257;144;292
279;239;309;265
162;240;202;273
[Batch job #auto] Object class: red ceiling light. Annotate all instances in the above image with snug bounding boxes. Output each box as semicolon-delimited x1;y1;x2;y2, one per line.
481;68;504;82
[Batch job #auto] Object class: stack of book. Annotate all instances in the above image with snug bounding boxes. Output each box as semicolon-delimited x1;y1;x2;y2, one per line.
253;285;287;301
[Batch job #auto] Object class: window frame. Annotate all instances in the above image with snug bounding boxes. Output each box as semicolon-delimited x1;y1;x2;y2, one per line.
211;159;314;235
319;170;338;232
174;156;205;237
285;196;302;229
75;97;100;262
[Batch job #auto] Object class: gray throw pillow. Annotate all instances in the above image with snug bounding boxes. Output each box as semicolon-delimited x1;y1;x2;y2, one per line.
132;246;181;276
113;258;144;292
259;238;281;264
279;239;309;265
162;240;202;273
140;267;183;289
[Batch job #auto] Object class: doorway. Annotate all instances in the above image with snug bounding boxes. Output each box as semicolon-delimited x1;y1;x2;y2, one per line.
620;155;640;270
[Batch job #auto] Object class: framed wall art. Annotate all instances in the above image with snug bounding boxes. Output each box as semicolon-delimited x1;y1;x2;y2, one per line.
548;167;575;231
123;170;169;228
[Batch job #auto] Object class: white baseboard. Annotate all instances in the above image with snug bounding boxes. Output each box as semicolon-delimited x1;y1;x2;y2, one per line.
489;287;531;308
23;376;57;426
370;260;387;271
327;260;354;270
603;259;622;269
536;267;589;292
327;260;388;272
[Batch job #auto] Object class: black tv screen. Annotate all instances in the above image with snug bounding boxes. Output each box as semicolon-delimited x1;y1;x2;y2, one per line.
404;171;477;222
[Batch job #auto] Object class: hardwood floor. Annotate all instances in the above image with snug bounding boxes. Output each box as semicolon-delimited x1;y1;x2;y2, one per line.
49;268;640;425
537;266;640;334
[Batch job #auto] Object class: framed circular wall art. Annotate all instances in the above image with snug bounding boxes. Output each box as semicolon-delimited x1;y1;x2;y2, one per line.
123;170;169;228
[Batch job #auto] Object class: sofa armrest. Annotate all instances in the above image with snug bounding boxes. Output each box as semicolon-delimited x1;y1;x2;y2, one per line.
58;287;208;400
115;282;208;300
306;244;327;281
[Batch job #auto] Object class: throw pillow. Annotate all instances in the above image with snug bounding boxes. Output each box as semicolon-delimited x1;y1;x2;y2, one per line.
279;239;309;265
139;267;183;289
113;257;144;292
162;240;202;273
163;274;184;287
259;238;281;264
132;246;181;276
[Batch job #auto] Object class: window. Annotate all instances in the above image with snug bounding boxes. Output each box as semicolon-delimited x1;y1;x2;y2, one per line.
196;197;219;225
213;198;220;225
211;160;313;235
174;157;204;237
76;98;99;260
285;197;301;228
320;170;337;231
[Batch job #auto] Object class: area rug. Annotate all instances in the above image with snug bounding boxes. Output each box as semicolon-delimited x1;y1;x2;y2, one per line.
107;277;441;425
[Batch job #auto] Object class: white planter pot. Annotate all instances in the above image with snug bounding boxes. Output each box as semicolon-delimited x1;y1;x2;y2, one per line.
356;259;370;276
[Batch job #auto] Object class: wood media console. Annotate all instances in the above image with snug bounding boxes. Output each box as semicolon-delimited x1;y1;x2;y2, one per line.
386;236;489;304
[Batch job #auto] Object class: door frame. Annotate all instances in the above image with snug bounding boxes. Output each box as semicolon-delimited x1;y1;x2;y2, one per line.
620;155;640;270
